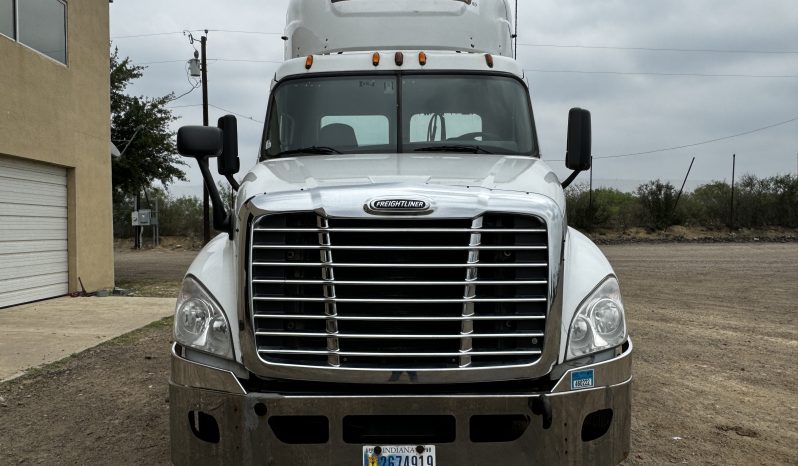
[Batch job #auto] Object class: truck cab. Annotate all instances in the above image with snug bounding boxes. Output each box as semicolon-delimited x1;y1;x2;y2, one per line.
170;1;632;464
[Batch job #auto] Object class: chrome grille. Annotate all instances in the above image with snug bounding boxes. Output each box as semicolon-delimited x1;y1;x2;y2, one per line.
249;213;549;370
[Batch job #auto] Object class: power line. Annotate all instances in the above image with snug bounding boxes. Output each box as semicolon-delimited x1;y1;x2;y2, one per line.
112;29;282;39
168;84;199;102
524;68;798;79
167;103;264;124
204;29;283;36
138;58;282;66
214;58;282;64
518;42;798;55
111;31;184;39
137;59;797;79
597;116;798;159
209;104;264;123
549;116;798;162
112;30;798;56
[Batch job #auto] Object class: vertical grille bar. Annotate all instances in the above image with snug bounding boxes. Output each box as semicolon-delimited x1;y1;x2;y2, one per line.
459;216;483;368
318;216;340;367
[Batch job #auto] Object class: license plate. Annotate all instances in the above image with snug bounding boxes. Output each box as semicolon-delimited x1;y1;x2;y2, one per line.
362;445;436;466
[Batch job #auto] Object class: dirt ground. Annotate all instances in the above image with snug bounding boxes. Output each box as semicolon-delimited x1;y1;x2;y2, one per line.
1;243;796;465
113;247;197;297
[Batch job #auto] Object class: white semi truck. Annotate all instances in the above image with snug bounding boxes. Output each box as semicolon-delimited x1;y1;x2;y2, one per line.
170;1;632;464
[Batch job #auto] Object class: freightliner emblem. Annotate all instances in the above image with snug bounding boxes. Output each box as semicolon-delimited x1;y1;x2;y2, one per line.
365;197;433;215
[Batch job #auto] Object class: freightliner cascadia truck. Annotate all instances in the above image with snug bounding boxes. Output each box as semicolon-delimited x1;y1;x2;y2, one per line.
170;1;633;464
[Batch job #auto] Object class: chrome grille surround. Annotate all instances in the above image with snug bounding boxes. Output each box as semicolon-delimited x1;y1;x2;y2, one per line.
237;185;564;384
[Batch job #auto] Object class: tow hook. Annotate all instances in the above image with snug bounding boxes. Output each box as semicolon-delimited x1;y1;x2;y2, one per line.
529;394;553;429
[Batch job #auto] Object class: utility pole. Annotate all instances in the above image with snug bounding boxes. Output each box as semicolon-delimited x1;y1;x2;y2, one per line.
671;156;695;220
730;153;736;230
200;32;211;245
589;156;594;209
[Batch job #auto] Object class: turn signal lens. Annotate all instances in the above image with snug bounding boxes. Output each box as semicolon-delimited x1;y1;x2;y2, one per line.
305;55;313;70
419;51;427;66
372;52;380;66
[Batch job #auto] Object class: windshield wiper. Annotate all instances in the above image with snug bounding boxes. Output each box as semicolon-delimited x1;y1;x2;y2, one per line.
413;145;493;154
274;146;342;157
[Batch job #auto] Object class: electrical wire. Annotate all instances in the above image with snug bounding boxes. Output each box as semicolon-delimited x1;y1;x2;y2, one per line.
166;103;264;124
138;58;283;66
164;62;200;103
202;29;283;36
137;58;797;79
112;30;798;55
548;116;798;162
524;69;798;79
111;31;185;39
517;42;798;55
209;104;264;123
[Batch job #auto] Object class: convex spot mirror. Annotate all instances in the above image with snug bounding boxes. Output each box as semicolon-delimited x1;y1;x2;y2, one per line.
177;126;223;158
566;108;592;171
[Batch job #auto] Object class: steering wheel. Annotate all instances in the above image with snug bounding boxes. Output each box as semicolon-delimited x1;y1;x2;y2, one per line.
448;131;503;142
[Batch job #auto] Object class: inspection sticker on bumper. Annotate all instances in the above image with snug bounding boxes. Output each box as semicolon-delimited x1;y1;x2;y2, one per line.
363;445;436;466
571;369;595;390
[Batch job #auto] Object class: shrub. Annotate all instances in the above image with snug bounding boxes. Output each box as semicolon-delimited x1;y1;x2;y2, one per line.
566;184;640;230
635;180;681;230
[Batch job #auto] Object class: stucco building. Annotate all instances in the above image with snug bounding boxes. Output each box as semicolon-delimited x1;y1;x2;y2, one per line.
0;0;113;307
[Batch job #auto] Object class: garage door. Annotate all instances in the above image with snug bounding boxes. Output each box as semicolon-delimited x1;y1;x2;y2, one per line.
0;155;68;308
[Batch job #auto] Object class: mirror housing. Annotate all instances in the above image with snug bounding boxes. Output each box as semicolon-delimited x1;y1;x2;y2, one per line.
175;125;231;237
216;115;240;176
565;108;592;171
177;126;223;158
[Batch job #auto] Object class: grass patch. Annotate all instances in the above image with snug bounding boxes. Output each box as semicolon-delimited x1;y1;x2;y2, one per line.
116;279;181;298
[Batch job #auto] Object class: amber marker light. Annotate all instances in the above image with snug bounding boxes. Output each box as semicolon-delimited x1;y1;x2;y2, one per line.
372;52;381;67
485;53;494;68
419;51;427;66
395;52;404;66
305;55;314;70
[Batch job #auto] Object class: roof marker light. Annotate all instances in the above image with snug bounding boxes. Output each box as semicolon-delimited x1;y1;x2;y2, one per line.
419;52;427;66
395;52;404;67
305;55;314;70
372;52;381;67
485;53;494;68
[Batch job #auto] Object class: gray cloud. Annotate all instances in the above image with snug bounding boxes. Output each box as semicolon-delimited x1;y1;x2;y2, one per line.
110;0;798;196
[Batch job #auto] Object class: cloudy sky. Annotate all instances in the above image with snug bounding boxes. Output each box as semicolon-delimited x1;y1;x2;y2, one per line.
110;0;798;197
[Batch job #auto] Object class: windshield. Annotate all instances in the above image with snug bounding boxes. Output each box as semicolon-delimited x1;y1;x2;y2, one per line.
262;73;537;158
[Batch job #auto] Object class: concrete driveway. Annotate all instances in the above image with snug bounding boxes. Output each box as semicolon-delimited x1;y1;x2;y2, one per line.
0;296;174;381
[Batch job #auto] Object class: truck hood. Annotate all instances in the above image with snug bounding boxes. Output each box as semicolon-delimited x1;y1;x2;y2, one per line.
237;153;565;211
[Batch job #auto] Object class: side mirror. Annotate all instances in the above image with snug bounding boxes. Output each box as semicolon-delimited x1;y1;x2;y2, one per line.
216;115;240;176
175;125;231;236
177;126;223;158
565;108;592;171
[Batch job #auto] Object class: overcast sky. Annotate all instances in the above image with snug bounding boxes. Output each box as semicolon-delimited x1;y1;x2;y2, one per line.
110;0;798;197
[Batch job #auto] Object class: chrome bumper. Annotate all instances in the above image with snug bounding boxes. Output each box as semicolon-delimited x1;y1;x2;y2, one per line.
170;341;632;466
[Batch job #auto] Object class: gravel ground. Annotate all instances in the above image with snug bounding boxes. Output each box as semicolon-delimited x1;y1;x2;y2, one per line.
0;243;796;465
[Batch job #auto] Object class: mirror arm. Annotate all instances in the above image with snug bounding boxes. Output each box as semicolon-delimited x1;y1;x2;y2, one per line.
225;174;240;191
197;156;232;237
561;170;582;189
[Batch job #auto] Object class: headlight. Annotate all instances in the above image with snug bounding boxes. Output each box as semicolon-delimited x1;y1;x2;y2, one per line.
566;276;627;360
174;277;234;359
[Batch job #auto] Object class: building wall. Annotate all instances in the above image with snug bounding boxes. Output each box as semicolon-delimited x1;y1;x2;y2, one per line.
0;0;113;292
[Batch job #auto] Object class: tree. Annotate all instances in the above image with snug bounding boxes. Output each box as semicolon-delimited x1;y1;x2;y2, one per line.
111;48;186;202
